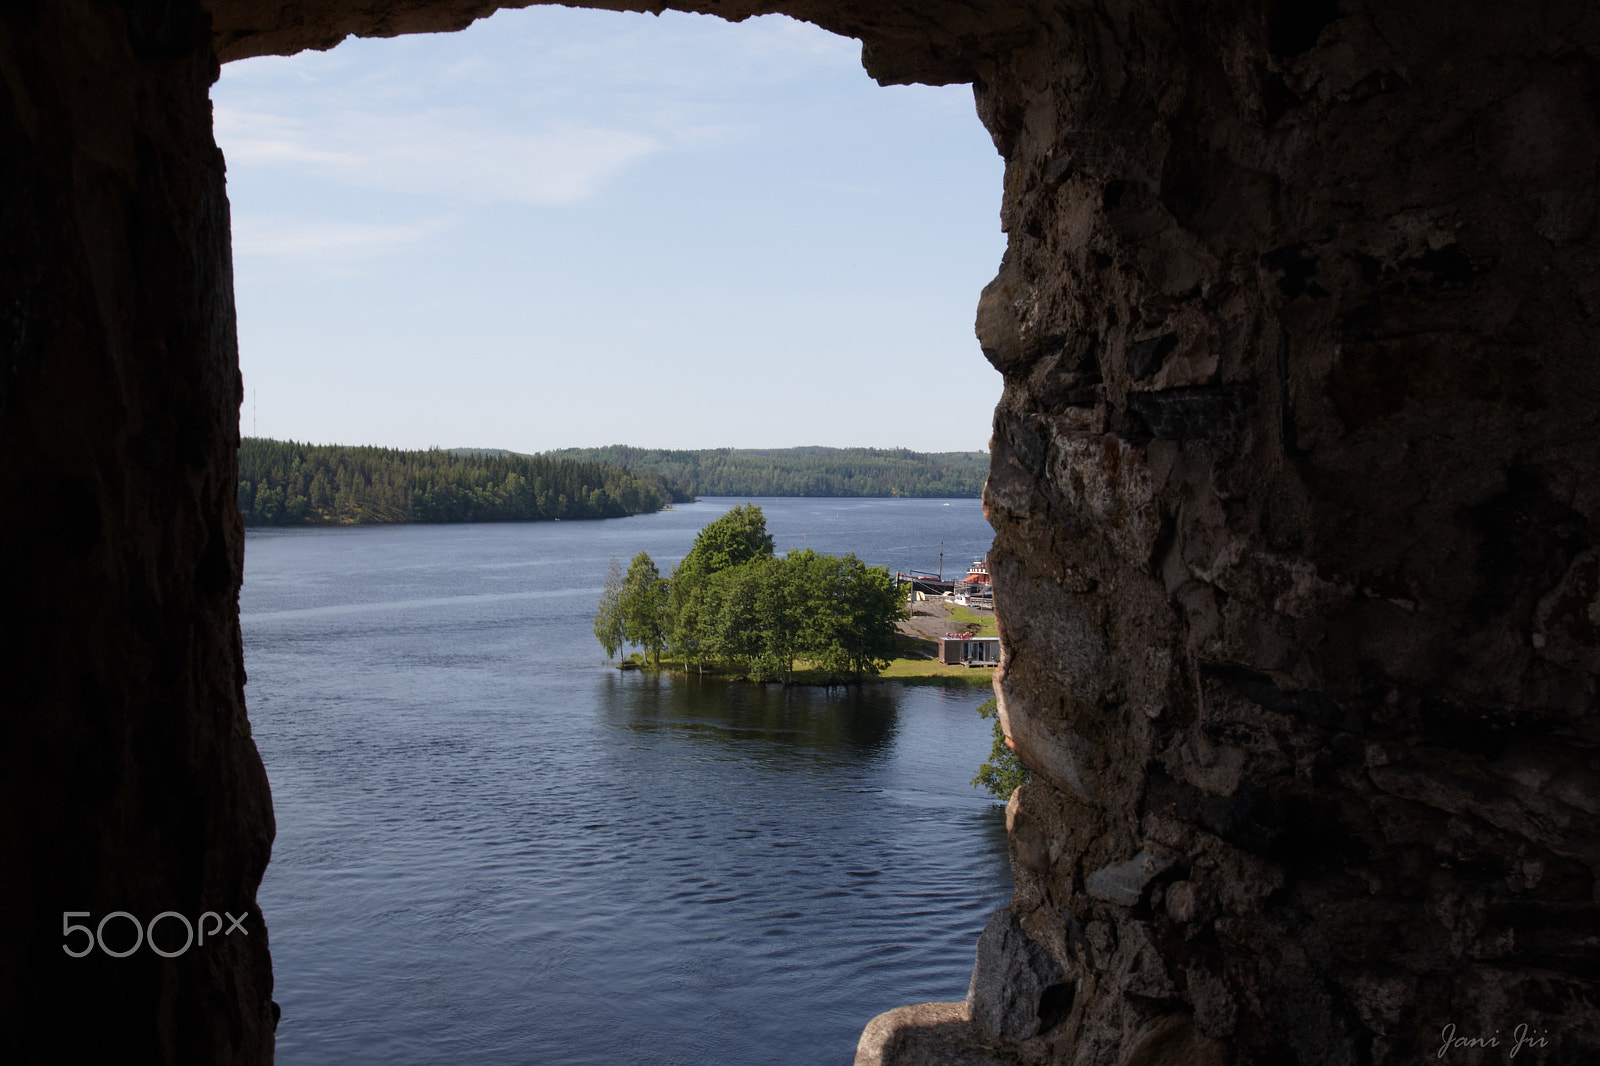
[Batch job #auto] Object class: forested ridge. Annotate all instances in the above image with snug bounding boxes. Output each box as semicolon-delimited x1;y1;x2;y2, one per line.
238;437;682;526
542;445;987;498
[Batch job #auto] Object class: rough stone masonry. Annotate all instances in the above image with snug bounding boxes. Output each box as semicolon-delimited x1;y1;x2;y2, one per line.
972;3;1600;1062
2;1;1595;1064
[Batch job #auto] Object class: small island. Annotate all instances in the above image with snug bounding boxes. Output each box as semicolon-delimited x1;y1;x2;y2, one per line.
596;503;1002;689
595;503;906;684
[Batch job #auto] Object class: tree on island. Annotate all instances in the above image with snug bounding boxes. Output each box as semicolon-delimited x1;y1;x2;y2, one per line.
679;502;774;574
594;558;626;660
596;504;905;683
798;550;903;681
667;502;777;673
621;552;669;668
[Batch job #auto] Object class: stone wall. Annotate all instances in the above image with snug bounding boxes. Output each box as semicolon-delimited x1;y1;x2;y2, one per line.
2;1;1595;1063
1;1;275;1062
975;1;1600;1062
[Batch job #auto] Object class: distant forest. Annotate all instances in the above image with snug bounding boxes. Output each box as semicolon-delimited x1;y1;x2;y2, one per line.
539;445;988;498
238;438;688;527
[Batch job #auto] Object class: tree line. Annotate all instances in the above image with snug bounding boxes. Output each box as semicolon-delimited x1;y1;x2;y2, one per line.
238;437;683;526
594;504;906;684
546;445;987;498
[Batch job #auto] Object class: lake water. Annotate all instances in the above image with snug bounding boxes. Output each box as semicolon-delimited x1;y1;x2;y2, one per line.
242;497;1011;1065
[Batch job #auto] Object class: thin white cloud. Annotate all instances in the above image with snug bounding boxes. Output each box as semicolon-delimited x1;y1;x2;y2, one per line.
215;105;660;206
230;216;446;258
209;11;859;212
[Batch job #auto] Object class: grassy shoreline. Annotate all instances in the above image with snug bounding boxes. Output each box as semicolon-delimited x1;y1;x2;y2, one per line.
609;584;999;690
876;659;997;687
615;655;995;688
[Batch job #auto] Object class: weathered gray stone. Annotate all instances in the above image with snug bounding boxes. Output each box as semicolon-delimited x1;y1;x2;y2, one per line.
1083;850;1172;907
855;1003;1019;1066
966;908;1067;1043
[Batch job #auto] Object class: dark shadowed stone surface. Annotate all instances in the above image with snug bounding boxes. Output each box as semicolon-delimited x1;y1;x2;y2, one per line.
980;1;1600;1063
1126;385;1253;442
1;1;275;1063
4;0;1597;1062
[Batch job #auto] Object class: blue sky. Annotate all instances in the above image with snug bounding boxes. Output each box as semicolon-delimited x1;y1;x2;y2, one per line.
212;7;1005;454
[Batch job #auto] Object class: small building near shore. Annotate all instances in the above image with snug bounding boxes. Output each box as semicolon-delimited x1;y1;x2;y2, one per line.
938;634;1000;666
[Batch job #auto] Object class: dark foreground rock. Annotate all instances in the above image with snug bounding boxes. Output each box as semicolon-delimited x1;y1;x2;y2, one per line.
1;2;275;1062
977;1;1600;1062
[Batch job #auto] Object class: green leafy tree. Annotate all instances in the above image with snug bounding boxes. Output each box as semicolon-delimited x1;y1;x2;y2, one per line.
680;502;774;575
972;697;1028;800
695;552;811;683
701;562;763;674
752;553;811;684
593;558;626;660
668;503;777;674
621;552;668;667
254;482;284;523
800;551;904;682
666;579;707;675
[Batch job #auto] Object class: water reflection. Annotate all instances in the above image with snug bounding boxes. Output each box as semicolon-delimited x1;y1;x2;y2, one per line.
599;672;901;759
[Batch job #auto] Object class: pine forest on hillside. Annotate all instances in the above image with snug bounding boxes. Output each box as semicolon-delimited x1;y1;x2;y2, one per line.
540;445;987;498
238;438;687;526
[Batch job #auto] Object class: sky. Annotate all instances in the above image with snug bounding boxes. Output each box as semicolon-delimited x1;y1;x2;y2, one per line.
212;6;1007;455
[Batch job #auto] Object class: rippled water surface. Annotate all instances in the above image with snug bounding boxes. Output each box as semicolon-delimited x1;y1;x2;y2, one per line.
244;497;1010;1065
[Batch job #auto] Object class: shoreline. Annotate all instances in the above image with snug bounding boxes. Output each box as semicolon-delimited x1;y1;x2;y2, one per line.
612;597;999;689
616;660;995;689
